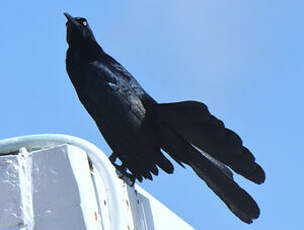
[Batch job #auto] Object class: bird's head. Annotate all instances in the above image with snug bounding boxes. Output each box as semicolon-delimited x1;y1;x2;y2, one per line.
64;13;96;48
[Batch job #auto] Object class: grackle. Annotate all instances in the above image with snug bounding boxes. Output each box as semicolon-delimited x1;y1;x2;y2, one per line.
64;13;265;224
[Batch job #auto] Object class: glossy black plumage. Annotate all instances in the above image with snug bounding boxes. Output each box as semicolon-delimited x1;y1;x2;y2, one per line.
64;13;265;224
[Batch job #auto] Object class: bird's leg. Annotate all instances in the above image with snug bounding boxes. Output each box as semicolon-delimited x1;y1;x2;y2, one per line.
109;152;118;164
116;163;135;187
109;152;135;187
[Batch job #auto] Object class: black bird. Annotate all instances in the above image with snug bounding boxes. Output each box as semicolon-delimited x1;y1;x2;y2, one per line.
64;13;265;224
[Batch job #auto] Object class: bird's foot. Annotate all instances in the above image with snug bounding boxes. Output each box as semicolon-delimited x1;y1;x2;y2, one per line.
115;167;135;187
109;152;118;164
109;153;135;186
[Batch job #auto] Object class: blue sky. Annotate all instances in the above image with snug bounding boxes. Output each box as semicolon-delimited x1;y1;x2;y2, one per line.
1;1;303;229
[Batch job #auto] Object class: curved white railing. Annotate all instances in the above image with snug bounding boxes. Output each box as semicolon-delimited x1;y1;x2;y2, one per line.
0;134;126;230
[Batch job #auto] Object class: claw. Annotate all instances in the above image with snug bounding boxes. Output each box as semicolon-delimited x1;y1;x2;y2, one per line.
116;168;124;178
115;168;135;186
109;153;118;164
115;165;135;186
109;153;136;186
125;176;135;187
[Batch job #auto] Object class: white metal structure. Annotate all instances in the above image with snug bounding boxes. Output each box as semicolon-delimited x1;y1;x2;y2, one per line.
0;134;194;230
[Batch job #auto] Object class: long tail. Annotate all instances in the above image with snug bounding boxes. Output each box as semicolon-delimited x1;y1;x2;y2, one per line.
152;101;265;223
153;101;265;184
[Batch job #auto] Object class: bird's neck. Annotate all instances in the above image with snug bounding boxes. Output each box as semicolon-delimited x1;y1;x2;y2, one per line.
68;41;104;62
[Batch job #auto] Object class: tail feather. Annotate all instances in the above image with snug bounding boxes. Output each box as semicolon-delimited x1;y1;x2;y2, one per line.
153;101;265;184
156;123;260;223
155;151;175;173
195;146;233;180
151;164;159;176
190;160;260;224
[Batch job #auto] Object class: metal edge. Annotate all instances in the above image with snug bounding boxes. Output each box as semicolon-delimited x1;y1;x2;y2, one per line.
0;134;128;230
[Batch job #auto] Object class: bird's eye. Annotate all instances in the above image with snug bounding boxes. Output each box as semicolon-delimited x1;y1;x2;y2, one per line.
83;21;88;26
